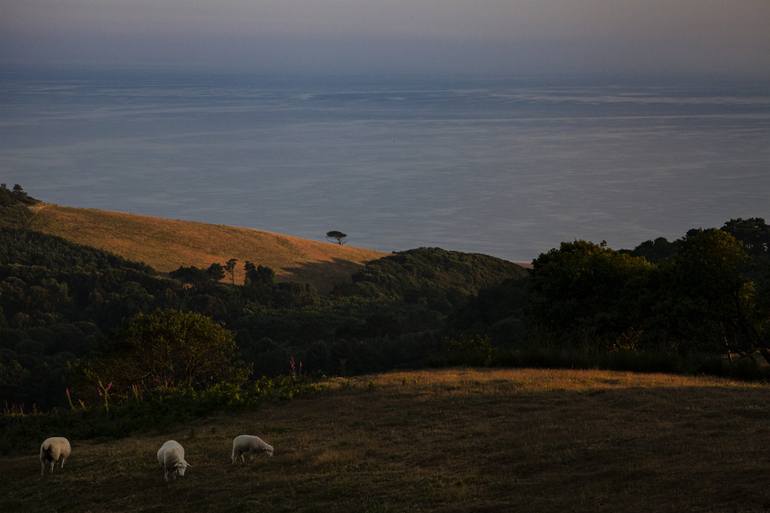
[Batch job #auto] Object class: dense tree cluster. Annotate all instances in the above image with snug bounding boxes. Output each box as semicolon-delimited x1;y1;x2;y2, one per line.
337;247;527;310
2;187;769;410
0;222;521;408
0;229;180;406
458;218;770;364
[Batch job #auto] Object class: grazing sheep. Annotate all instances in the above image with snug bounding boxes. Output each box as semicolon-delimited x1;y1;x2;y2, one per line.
157;440;191;481
231;435;274;464
39;437;71;476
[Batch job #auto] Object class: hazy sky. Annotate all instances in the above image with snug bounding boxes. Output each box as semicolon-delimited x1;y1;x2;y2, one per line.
2;0;769;76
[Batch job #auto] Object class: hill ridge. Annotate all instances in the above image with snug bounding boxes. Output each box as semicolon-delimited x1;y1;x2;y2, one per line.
31;202;387;292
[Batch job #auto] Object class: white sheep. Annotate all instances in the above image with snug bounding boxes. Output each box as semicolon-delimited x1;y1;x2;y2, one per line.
156;440;191;481
231;434;274;464
39;437;71;476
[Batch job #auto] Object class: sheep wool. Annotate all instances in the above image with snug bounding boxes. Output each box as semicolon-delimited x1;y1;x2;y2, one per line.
40;437;71;476
231;434;274;464
157;440;191;482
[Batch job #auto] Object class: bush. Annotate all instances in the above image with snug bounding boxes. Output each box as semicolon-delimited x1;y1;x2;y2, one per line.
93;309;248;392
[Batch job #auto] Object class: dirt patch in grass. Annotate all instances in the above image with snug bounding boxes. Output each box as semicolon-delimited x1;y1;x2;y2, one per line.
2;368;770;513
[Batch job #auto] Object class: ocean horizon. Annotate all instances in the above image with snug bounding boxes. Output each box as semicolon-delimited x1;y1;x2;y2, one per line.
2;69;769;261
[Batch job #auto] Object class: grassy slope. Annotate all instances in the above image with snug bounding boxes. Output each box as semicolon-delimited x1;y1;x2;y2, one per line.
31;203;386;292
2;369;770;513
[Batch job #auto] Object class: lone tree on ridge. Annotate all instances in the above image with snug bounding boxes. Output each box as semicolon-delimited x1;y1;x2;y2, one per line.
326;230;347;245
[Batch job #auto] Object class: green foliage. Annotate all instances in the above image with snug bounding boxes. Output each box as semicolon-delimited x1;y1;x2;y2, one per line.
244;261;274;285
0;228;175;408
171;261;242;288
242;261;276;303
629;237;680;262
528;240;654;349
722;217;770;257
0;184;37;206
0;184;39;230
4;186;770;418
225;258;238;285
97;309;246;391
326;230;347;245
338;247;528;312
241;265;319;308
660;229;757;355
469;226;770;366
449;276;530;345
1;225;522;408
630;217;770;263
207;262;226;281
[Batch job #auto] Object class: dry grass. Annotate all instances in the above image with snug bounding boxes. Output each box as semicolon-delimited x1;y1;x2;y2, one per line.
2;368;770;513
30;203;386;292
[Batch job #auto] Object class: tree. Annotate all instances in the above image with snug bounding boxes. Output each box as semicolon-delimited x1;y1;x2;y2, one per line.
207;263;226;281
244;261;255;279
225;258;238;285
243;262;276;304
244;261;275;287
170;266;210;287
100;309;244;390
664;229;760;357
7;184;37;205
630;237;679;262
722;218;770;256
0;183;39;229
326;231;347;245
528;240;654;349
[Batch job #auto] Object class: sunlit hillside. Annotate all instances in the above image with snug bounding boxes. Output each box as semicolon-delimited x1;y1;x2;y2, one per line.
31;203;387;292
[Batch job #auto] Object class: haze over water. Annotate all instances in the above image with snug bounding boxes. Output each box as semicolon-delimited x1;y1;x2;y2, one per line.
2;71;769;260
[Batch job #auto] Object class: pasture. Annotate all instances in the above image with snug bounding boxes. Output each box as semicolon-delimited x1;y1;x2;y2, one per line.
2;369;769;513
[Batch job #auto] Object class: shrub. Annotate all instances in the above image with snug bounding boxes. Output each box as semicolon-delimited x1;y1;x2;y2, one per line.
93;309;248;392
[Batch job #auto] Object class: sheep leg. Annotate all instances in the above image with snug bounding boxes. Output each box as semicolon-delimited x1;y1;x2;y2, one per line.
164;469;169;482
50;461;55;474
40;461;45;476
61;457;66;469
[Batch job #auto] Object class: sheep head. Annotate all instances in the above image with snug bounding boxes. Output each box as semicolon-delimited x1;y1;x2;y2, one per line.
175;460;191;476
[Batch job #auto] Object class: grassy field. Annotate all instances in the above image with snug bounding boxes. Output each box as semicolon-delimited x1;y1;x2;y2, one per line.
30;203;386;292
2;368;770;513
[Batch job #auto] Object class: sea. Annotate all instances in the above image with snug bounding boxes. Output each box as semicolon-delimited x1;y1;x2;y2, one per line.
1;70;769;261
